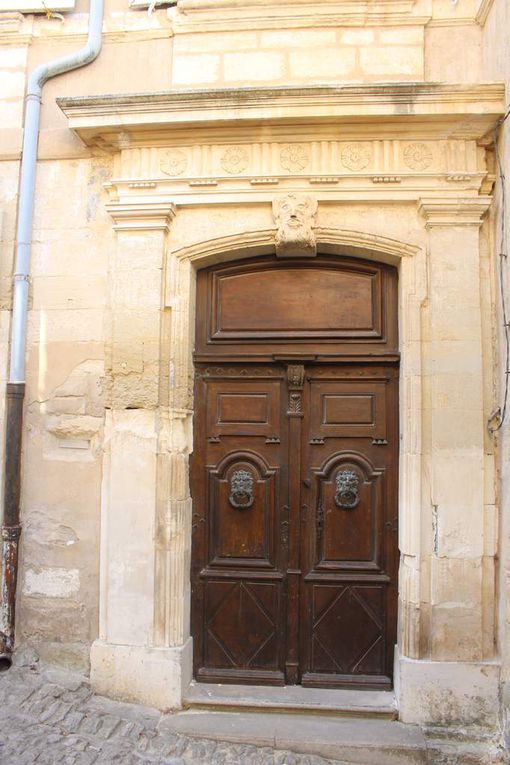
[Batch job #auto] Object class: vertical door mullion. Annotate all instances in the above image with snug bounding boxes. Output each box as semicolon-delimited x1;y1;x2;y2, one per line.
284;364;305;684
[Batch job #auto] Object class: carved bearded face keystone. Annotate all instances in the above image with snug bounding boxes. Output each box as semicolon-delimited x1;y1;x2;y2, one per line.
272;193;318;258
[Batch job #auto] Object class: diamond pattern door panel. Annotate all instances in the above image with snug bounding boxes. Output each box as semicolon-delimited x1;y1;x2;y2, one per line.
311;584;384;675
205;581;280;672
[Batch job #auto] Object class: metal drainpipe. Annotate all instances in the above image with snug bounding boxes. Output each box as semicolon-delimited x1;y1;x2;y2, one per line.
0;0;105;670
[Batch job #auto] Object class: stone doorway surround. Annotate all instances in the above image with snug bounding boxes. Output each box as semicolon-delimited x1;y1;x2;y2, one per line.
59;82;505;725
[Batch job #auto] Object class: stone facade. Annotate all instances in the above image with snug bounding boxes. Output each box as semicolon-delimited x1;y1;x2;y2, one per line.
0;0;508;738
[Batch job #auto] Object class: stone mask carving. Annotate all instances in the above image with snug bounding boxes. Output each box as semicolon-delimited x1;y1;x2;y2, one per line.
272;193;318;258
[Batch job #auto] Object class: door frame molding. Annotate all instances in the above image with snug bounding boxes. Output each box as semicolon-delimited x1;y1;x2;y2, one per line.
168;226;424;668
91;208;500;724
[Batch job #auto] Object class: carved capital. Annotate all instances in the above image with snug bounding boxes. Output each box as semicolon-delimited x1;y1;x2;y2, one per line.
272;193;318;258
106;202;176;232
418;196;492;228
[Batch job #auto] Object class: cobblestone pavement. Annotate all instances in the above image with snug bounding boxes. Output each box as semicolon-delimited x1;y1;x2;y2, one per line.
0;657;506;765
0;660;348;765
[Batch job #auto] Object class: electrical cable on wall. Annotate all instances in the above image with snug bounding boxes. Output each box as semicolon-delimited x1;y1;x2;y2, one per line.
488;106;510;434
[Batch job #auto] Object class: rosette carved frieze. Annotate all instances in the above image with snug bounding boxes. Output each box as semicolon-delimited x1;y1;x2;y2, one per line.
60;83;504;203
103;136;487;204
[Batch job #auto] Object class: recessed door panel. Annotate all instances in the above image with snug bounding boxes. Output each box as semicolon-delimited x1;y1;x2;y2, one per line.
307;583;385;679
209;455;277;566
203;579;282;679
316;455;383;568
212;266;380;337
206;380;280;437
195;255;398;359
310;380;387;440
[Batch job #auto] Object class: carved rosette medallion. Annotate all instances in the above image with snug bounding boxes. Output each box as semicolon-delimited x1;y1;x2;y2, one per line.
280;144;309;172
403;142;433;171
160;148;188;177
221;145;249;175
340;142;372;171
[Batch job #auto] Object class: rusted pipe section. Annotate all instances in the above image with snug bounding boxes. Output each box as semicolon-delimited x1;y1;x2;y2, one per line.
0;383;24;669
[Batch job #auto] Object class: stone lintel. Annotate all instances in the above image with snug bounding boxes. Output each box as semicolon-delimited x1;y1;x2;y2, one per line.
418;196;492;227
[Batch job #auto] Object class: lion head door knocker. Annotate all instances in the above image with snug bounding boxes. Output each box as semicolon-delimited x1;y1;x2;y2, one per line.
334;470;360;510
229;469;254;510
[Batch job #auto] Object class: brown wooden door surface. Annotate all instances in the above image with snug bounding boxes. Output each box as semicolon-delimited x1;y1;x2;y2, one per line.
191;362;398;688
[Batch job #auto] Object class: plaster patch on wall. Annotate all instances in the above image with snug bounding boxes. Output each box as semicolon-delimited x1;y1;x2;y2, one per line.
24;511;79;548
23;568;80;598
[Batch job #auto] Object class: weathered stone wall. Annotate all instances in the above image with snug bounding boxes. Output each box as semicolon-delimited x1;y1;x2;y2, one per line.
481;0;510;744
0;0;506;729
0;1;174;671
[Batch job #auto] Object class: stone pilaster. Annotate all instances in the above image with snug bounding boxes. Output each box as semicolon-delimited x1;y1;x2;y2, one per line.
397;196;500;726
90;202;192;710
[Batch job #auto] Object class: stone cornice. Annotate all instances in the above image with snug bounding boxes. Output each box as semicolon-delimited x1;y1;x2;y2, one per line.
57;83;506;147
418;196;492;227
106;202;176;231
171;0;427;32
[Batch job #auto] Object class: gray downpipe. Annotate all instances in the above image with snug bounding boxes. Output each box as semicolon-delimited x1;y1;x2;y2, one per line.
0;0;105;669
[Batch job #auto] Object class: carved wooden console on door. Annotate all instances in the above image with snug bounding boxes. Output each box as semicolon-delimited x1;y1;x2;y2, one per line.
191;256;399;689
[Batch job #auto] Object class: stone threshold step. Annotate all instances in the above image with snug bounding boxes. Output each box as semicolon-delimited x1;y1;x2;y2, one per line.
184;681;397;720
160;710;426;765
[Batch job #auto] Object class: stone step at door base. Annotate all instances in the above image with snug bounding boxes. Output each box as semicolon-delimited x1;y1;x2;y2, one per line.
160;709;428;765
183;681;398;720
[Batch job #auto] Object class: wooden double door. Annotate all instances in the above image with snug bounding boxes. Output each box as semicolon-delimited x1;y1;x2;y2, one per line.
191;361;399;688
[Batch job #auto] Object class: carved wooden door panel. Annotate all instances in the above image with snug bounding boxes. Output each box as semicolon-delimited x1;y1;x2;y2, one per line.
191;366;289;685
191;363;398;688
299;365;399;688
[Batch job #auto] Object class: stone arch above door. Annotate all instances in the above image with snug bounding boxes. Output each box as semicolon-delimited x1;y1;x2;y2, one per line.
172;228;420;267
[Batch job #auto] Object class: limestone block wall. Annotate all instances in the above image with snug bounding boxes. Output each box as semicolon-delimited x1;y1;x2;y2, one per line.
171;26;425;87
481;0;510;744
0;0;505;719
15;155;112;669
0;0;173;671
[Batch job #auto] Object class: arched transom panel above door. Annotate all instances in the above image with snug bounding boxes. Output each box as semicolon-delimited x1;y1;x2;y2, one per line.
194;255;398;362
191;255;399;689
